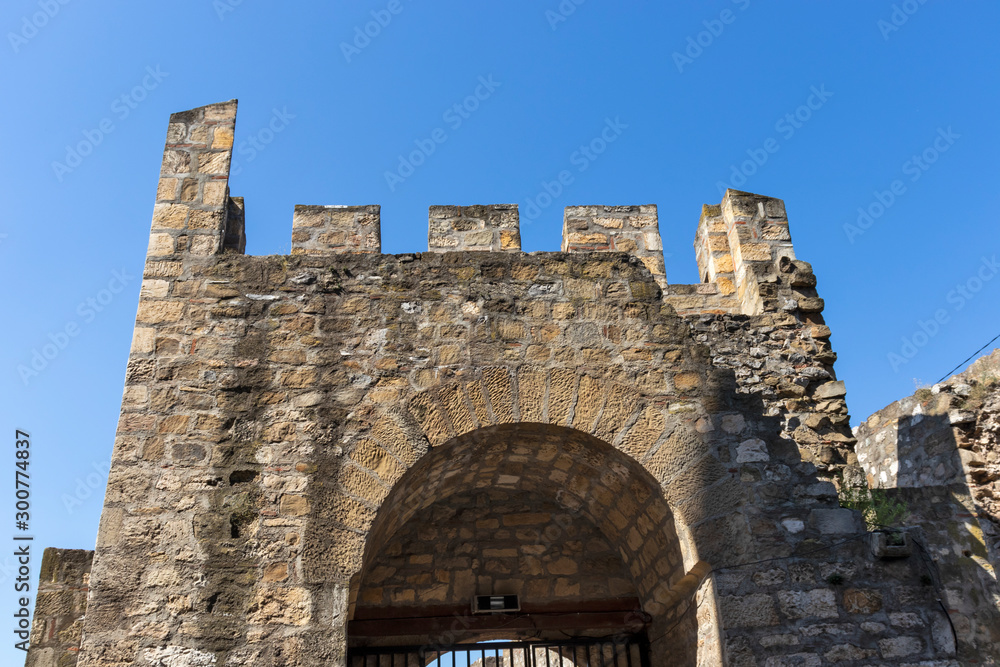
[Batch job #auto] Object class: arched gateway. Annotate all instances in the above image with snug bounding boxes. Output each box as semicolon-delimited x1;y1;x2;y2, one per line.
27;101;967;667
298;360;737;667
346;423;711;664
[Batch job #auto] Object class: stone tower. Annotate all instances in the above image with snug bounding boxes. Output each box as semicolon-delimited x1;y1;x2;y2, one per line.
26;100;990;667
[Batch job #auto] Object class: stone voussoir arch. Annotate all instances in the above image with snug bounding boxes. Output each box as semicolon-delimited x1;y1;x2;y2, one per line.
360;365;743;519
322;364;750;612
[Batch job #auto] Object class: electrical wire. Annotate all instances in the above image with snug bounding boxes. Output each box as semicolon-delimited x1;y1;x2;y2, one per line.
936;331;1000;384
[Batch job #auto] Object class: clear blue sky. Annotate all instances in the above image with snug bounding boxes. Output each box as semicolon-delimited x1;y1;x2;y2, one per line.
2;1;999;659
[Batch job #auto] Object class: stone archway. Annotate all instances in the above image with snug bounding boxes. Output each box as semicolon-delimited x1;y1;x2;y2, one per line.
344;423;713;667
300;368;749;666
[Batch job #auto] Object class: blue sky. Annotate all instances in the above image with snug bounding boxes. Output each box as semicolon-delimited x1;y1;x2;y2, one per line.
1;0;999;659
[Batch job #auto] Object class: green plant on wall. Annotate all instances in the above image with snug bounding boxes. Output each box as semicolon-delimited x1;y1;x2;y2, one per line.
840;485;908;531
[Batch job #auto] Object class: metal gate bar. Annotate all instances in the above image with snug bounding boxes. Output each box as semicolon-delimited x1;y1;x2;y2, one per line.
349;637;650;667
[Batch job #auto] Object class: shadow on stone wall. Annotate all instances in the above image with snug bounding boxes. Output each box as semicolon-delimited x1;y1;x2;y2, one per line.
858;405;1000;658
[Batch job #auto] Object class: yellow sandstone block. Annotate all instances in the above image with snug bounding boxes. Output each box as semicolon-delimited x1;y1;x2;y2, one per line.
280;495;310;516
211;126;234;149
131;328;156;353
136;301;184;324
147;233;175;256
156;178;179;202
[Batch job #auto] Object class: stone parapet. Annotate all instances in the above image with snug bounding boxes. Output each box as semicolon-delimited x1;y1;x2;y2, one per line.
291;205;381;255
428;204;520;251
561;205;665;289
148;100;240;261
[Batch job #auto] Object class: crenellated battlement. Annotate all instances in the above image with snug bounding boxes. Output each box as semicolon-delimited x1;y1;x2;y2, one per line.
145;101;820;322
562;205;665;289
292;205;381;255
689;189;800;316
428;204;520;252
148;99;243;259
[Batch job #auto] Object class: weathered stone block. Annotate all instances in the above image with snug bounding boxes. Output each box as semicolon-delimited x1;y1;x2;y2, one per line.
562;205;665;288
809;508;859;535
776;589;838;619
720;594;779;627
843;588;883;614
291;205;381;254
878;636;923;658
428;204;519;252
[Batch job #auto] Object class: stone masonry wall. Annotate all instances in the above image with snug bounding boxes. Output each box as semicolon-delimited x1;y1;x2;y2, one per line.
25;548;92;667
855;348;1000;657
429;204;520;252
356;491;637;611
26;101;971;667
561;205;665;289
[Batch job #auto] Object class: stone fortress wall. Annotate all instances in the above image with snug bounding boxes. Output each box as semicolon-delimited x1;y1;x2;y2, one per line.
24;100;1000;667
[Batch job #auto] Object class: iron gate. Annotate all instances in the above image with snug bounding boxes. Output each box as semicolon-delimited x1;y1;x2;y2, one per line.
349;638;650;667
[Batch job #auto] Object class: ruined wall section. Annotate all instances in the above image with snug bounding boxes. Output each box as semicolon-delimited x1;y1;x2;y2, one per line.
24;549;92;667
854;349;1000;657
686;309;850;484
672;191;852;484
856;349;1000;490
670;288;955;664
661;191;961;663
